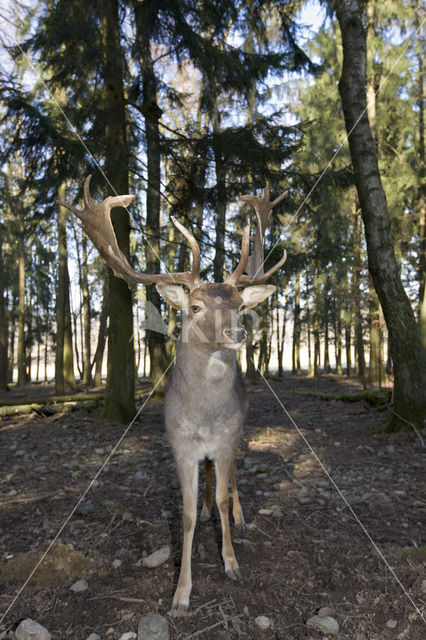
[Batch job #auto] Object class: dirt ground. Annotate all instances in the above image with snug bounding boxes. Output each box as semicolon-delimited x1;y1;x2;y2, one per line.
0;375;425;640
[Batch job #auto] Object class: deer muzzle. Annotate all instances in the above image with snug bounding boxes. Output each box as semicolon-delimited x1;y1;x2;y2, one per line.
223;328;247;345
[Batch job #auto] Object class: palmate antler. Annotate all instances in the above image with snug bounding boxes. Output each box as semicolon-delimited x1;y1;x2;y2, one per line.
238;182;287;286
57;175;250;291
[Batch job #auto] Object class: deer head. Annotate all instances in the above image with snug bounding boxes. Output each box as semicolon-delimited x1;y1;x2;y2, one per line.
58;177;287;350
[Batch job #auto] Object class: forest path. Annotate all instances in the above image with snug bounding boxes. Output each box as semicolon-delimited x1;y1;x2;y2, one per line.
0;375;424;639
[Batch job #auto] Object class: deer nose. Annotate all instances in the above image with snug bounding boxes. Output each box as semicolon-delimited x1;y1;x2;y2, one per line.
223;328;247;343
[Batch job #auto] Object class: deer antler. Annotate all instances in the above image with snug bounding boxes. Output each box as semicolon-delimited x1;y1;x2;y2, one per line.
238;182;287;285
224;223;250;286
57;175;202;291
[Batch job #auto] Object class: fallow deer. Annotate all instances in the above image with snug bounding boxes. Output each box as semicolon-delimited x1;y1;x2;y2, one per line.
58;178;287;615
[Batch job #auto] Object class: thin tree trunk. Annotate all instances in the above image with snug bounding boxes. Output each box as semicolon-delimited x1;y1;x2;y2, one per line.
352;204;366;383
211;99;227;282
0;238;9;390
292;273;302;375
8;299;15;382
72;310;82;379
323;280;330;374
335;0;426;428
336;308;343;375
100;0;134;420
92;278;109;388
81;233;91;384
17;225;26;385
36;339;40;382
313;268;321;376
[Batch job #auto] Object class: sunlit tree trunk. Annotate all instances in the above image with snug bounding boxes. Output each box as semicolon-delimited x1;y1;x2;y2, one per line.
335;0;426;428
100;0;134;420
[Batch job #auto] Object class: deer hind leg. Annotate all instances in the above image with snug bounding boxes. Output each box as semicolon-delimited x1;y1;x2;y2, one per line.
170;460;199;617
230;459;245;530
215;457;242;581
200;457;213;522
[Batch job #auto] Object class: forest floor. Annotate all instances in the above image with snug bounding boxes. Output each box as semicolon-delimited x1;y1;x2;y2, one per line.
0;375;425;640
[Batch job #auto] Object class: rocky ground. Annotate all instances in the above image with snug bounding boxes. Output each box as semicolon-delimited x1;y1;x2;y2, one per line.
0;375;425;640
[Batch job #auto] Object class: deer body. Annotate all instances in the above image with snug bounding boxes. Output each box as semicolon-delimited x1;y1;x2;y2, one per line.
59;178;287;616
165;343;247;465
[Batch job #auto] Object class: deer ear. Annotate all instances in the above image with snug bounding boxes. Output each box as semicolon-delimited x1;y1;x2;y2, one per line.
156;283;189;310
240;285;276;308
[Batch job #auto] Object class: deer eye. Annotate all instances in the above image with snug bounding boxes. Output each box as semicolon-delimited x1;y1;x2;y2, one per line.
191;305;201;313
240;305;247;312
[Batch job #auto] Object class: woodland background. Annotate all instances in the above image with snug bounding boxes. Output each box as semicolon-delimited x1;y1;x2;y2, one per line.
0;0;425;428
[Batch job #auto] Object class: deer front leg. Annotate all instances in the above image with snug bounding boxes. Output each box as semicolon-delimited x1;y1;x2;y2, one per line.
230;459;245;530
170;460;199;617
215;457;242;581
200;457;213;522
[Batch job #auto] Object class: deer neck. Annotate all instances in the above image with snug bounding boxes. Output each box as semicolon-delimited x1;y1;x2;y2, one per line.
175;338;237;388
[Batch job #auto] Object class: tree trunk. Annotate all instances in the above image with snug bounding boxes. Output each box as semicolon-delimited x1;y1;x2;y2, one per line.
335;307;343;375
134;0;168;392
0;237;9;390
100;0;135;421
92;277;109;388
335;0;426;428
17;224;26;385
292;273;302;375
323;280;331;374
305;276;313;377
55;184;76;395
352;204;366;383
81;233;91;385
313;268;321;376
72;310;82;379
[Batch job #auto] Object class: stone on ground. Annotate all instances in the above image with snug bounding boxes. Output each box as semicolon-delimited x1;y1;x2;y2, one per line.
142;546;170;569
306;614;339;635
137;614;169;640
14;619;51;640
255;615;271;629
70;578;88;592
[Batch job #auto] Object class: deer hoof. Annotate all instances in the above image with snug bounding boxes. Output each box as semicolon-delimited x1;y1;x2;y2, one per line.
225;565;242;581
169;602;189;617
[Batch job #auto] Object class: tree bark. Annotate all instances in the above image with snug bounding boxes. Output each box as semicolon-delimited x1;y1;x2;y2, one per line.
100;0;135;421
335;0;426;428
